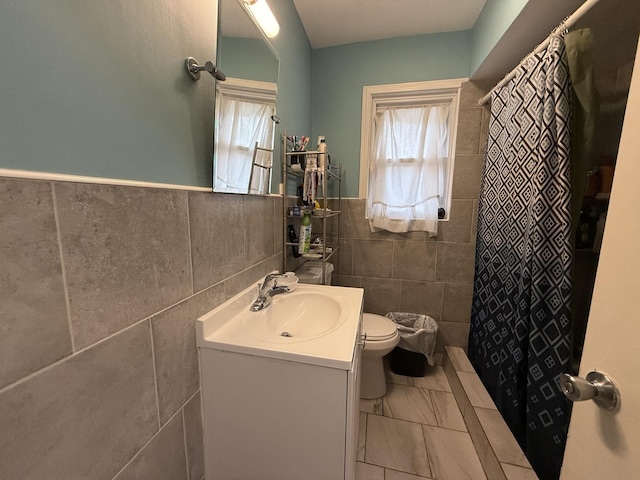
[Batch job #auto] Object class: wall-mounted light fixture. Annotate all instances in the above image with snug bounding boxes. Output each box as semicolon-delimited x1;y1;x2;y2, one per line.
241;0;280;38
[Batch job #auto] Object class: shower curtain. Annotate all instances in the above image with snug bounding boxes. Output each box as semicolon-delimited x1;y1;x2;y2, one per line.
468;35;572;480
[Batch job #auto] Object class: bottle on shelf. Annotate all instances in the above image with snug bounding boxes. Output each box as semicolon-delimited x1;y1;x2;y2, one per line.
317;135;327;171
298;210;312;255
288;225;301;258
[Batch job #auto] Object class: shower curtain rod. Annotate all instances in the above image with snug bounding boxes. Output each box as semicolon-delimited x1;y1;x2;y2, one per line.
478;0;601;106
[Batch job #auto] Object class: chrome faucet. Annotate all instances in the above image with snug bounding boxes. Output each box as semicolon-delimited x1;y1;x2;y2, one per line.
250;273;291;312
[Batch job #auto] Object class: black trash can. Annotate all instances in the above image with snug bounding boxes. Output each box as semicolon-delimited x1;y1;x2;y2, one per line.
386;312;438;377
390;347;428;377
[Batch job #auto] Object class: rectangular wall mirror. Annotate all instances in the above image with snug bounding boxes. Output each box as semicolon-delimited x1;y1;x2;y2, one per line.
214;0;280;195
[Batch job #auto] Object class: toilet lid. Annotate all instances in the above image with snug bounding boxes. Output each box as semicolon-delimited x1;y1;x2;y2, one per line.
363;313;397;341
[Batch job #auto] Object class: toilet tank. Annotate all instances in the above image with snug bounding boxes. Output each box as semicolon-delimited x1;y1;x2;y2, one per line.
295;261;333;285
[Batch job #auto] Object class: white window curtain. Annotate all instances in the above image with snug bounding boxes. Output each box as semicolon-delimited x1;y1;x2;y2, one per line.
367;104;450;236
215;93;275;194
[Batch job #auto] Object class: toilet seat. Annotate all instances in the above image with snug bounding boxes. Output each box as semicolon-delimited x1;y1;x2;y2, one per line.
363;313;397;341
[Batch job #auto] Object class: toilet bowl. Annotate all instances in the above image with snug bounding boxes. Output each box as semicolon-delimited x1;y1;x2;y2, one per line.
360;313;400;399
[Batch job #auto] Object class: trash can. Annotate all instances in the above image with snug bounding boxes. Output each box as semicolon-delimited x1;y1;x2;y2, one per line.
386;312;438;377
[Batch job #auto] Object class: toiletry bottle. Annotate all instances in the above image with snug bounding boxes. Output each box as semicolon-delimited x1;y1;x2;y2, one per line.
298;210;312;254
288;225;301;258
317;136;327;170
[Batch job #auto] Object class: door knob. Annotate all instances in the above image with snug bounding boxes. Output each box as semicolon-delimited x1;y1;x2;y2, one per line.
560;371;620;411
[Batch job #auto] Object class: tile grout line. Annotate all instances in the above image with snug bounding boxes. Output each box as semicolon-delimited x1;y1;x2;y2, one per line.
367;369;485;479
109;400;186;480
439;282;446;324
0;268;231;394
181;408;191;480
148;318;162;430
363;412;368;465
185;192;196;295
51;182;77;354
420;420;435;480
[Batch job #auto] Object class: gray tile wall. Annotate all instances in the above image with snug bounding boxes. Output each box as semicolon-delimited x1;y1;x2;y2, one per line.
0;179;282;480
334;81;491;351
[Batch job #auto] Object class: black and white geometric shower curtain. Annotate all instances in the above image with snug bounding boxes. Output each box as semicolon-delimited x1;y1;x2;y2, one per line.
468;36;572;480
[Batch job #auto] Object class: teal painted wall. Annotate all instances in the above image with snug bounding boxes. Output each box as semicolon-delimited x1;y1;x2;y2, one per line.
268;0;312;191
311;32;472;197
219;37;279;84
0;0;513;193
470;0;529;75
0;0;218;187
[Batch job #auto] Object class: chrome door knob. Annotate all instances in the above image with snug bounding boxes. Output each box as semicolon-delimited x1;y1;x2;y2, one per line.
560;371;620;411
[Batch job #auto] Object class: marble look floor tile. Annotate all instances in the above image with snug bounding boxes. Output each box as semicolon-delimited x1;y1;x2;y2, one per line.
365;415;431;478
382;384;437;426
502;463;539;480
429;390;467;432
458;371;497;409
413;366;452;392
480;438;508;480
445;346;476;373
385;468;434;479
442;356;466;405
459;399;491;468
476;408;531;468
423;425;486;480
385;368;415;386
358;413;367;462
356;461;384;480
431;353;444;366
360;397;383;415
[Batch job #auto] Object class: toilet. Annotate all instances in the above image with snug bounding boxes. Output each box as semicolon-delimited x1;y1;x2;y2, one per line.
360;313;400;399
295;261;334;285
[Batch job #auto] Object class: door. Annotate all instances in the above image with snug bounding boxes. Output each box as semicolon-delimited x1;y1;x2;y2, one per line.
561;36;640;478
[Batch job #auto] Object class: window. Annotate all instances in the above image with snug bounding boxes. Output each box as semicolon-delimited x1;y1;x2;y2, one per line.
215;78;277;194
360;79;463;235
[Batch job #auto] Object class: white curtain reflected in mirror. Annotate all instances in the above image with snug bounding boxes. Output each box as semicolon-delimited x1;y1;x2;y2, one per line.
215;78;276;194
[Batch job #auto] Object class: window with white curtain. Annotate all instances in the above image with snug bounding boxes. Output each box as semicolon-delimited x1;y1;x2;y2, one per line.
214;78;277;194
360;80;463;236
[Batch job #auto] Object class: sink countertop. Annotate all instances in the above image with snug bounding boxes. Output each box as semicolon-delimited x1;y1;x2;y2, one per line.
197;282;364;370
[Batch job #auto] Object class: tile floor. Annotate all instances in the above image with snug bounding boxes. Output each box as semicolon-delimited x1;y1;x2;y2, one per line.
357;350;539;480
357;363;487;480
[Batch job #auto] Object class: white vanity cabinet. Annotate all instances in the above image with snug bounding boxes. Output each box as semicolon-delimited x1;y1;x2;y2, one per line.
200;345;361;480
197;283;364;480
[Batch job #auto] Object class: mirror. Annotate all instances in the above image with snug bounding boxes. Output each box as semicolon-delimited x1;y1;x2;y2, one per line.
214;0;280;195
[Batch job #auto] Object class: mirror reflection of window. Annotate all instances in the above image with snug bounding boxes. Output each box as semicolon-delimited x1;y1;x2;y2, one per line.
214;78;277;194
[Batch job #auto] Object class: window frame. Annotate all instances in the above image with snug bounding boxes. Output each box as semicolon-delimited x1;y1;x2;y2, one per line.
359;79;465;220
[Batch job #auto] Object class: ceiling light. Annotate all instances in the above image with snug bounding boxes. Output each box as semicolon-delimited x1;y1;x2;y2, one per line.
242;0;280;38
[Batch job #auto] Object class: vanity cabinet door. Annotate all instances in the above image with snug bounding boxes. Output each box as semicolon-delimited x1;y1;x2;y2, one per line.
200;348;351;480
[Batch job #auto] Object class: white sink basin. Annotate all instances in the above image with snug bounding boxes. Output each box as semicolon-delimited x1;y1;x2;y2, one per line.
241;291;345;343
197;282;364;369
